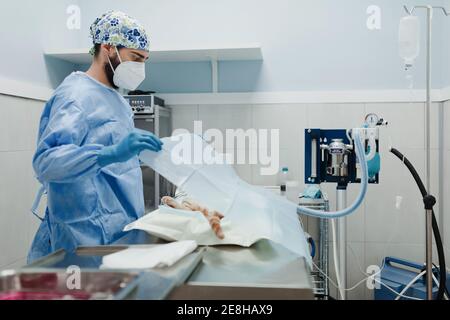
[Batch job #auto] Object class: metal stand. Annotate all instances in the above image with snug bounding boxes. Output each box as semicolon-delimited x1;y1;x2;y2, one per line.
319;201;330;299
403;4;450;300
300;197;330;299
336;184;347;300
424;195;437;300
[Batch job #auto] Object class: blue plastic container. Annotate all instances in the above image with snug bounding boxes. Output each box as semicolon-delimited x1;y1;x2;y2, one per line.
374;257;446;300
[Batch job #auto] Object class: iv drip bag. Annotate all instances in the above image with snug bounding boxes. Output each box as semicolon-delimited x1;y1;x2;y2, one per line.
399;16;420;67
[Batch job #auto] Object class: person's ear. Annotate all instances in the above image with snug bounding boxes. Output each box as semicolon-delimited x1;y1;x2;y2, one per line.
101;44;115;60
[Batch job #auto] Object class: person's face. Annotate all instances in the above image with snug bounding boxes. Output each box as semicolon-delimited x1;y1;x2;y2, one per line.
103;46;150;88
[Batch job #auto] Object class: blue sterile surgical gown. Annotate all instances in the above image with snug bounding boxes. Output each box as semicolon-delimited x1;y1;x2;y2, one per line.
27;71;144;263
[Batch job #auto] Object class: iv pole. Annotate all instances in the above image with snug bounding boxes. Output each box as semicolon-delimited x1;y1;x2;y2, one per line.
403;4;449;300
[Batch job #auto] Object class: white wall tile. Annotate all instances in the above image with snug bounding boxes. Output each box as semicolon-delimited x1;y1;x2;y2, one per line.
346;190;365;243
196;105;253;155
346;242;367;300
251;104;308;199
326;240;338;299
199;104;252;133
308;103;365;129
430;149;441;216
443;101;450;150
326;241;367;300
444;150;450;255
429;102;441;150
252;104;308;150
443;102;449;262
170;105;199;133
0;95;44;268
365;103;425;151
0;151;33;267
0;95;40;152
365;148;426;244
381;148;439;212
251;148;303;188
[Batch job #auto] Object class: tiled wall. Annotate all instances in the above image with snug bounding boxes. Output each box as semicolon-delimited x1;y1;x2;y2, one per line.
171;102;446;299
0;94;44;269
0;96;447;300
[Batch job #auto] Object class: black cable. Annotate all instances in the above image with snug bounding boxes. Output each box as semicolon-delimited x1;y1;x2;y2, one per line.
390;147;447;300
433;263;450;298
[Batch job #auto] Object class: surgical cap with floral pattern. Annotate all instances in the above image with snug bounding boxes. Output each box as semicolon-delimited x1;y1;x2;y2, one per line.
89;11;150;55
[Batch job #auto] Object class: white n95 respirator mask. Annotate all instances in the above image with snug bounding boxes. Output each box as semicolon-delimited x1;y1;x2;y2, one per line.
108;47;146;91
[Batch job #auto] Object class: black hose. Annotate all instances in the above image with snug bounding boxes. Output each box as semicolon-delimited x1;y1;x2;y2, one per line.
434;263;450;298
390;147;447;300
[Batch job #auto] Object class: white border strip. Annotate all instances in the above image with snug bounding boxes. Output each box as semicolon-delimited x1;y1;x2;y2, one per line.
1;76;450;104
159;89;443;105
440;85;450;102
0;77;52;101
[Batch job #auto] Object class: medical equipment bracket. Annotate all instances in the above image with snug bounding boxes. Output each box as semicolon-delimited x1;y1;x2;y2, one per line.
305;129;379;186
403;4;450;300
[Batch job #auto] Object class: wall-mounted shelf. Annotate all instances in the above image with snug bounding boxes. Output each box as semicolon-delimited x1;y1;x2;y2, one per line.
44;45;262;64
44;45;263;93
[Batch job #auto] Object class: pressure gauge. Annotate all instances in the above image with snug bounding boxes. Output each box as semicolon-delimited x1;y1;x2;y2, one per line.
365;113;379;128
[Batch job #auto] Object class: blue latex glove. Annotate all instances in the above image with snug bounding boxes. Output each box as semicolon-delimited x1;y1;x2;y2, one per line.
98;130;163;167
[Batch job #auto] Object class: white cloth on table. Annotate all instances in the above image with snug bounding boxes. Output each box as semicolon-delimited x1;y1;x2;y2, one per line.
101;240;197;269
125;205;258;247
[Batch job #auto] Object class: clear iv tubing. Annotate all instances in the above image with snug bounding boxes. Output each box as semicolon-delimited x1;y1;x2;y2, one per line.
297;129;369;219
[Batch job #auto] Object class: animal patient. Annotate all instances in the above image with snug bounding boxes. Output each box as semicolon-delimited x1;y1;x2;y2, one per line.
161;196;225;240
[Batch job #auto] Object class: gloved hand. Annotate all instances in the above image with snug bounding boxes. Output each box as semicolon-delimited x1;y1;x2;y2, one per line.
98;131;163;167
